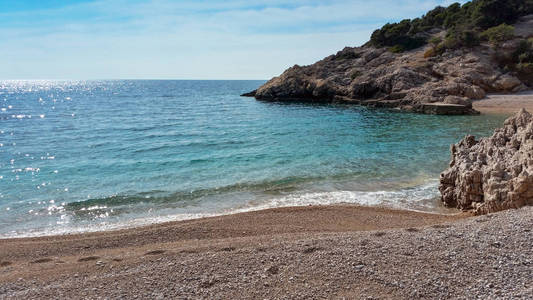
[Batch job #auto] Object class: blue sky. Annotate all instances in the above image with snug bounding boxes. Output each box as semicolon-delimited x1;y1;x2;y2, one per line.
0;0;465;79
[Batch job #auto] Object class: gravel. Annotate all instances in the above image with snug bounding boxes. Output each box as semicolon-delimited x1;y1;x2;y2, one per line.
0;206;532;299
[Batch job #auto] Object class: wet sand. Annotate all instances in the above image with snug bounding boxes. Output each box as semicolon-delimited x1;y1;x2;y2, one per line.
473;91;533;114
0;205;462;263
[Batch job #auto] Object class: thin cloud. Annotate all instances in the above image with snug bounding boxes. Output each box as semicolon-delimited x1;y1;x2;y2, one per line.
0;0;466;79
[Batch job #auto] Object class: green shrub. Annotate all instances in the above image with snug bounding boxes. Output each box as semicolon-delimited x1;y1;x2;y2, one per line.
445;29;480;49
334;51;361;60
369;0;533;51
389;45;406;53
513;39;533;62
370;19;427;51
480;24;515;44
519;53;532;64
424;36;445;58
496;38;533;82
517;62;533;73
428;36;442;46
443;35;459;49
442;3;463;28
461;30;481;48
470;0;533;29
435;43;447;55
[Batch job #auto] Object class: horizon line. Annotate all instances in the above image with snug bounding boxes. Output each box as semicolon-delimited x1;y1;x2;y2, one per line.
0;78;269;81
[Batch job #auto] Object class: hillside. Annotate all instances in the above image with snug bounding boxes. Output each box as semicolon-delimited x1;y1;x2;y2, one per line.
243;0;533;115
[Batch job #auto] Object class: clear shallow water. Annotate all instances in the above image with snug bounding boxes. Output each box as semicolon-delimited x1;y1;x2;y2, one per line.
0;80;507;237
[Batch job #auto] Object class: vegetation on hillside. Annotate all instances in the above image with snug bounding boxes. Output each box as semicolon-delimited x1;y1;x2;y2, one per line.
370;0;533;52
499;38;533;82
480;24;515;45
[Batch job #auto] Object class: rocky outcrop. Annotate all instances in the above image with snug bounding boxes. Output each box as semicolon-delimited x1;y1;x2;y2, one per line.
243;24;532;114
439;109;533;214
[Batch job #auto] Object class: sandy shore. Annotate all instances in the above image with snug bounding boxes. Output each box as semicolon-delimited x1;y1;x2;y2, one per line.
473;91;533;114
1;204;532;299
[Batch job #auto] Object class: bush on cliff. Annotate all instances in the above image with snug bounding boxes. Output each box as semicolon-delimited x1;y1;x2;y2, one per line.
424;37;444;58
445;28;481;49
493;38;533;85
369;0;533;52
514;39;533;62
514;39;533;80
480;24;515;45
369;19;426;52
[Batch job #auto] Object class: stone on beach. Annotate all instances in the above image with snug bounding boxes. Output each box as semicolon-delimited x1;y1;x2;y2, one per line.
439;109;533;214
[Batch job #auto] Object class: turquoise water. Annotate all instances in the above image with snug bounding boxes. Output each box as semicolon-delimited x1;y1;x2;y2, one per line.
0;80;507;237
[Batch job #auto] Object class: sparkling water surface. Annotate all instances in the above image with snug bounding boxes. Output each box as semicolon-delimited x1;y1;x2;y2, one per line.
0;80;507;237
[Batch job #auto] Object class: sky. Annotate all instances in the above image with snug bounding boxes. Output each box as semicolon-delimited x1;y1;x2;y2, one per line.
0;0;466;80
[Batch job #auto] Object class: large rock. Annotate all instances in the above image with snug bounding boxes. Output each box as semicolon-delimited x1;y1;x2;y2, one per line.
492;75;523;91
463;85;486;100
247;39;532;114
443;95;472;108
439;109;533;214
244;23;533;115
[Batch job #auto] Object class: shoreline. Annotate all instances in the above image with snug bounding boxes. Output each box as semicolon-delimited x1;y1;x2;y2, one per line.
1;198;458;240
0;203;465;246
0;204;466;295
473;91;533;114
0;204;465;265
1;203;531;298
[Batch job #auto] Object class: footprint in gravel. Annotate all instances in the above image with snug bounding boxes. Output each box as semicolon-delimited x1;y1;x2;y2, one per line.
77;256;100;262
144;250;166;256
432;224;451;229
179;249;198;254
217;247;235;252
373;232;386;237
0;261;12;267
31;258;53;264
302;246;321;254
265;265;279;275
405;228;420;233
200;278;219;288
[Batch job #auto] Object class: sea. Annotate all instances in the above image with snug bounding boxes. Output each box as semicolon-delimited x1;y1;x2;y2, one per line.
0;80;507;238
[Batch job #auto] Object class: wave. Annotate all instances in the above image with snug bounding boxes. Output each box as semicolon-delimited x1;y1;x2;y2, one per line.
3;179;449;239
65;176;444;214
252;180;445;213
64;176;313;211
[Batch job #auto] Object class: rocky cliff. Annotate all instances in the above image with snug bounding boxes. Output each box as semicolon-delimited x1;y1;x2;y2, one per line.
440;109;533;214
244;15;533;115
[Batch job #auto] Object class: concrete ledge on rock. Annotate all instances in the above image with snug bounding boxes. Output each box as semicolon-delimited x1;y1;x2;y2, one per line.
421;103;479;115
